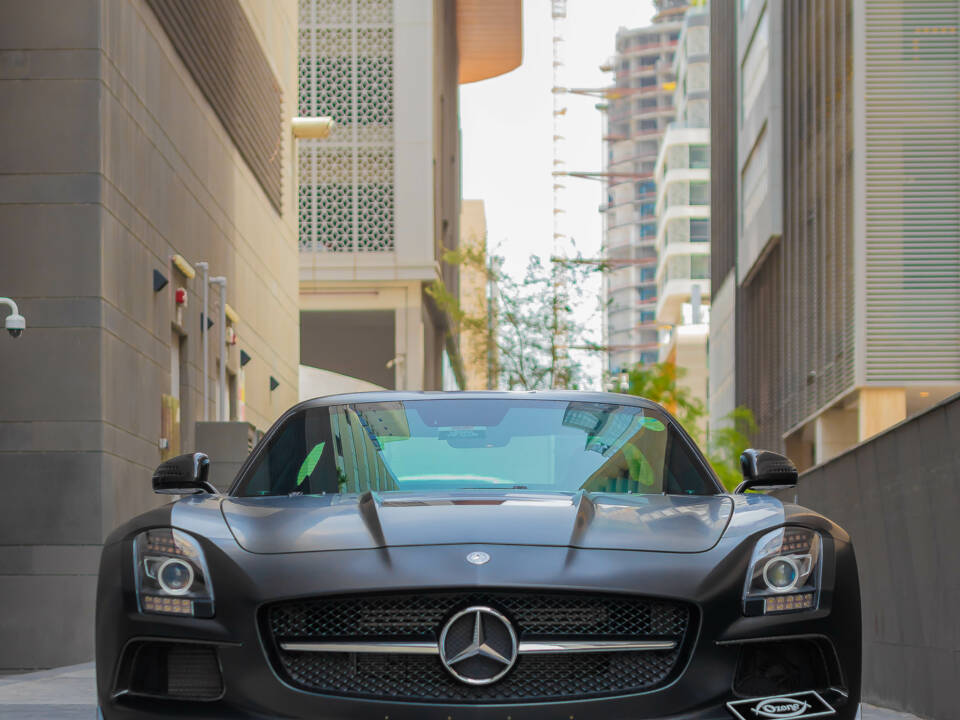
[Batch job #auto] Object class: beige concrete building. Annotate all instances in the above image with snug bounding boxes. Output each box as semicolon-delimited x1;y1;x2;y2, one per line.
0;0;300;669
459;199;491;390
297;0;521;396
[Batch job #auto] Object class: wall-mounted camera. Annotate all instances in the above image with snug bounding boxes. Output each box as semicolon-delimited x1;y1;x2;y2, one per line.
1;298;25;339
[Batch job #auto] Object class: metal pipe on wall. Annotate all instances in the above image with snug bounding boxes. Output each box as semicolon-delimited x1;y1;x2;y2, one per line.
196;262;210;421
210;276;227;421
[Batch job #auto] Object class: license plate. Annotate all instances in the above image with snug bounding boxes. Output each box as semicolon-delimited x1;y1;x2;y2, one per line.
727;690;836;720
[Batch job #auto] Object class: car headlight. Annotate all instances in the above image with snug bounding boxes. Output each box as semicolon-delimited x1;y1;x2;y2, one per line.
134;529;214;618
743;527;822;616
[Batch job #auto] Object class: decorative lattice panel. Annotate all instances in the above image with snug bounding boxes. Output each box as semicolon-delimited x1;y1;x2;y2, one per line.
298;0;395;252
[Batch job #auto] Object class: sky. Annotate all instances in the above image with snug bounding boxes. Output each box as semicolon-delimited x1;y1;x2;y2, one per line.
460;0;656;389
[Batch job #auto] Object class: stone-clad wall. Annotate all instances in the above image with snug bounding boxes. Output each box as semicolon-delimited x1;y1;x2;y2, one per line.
774;393;960;720
0;0;298;670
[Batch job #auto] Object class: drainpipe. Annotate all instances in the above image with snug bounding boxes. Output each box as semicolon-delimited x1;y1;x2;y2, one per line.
209;276;227;421
196;262;210;420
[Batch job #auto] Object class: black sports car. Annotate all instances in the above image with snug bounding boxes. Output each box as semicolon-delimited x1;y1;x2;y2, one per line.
96;392;861;719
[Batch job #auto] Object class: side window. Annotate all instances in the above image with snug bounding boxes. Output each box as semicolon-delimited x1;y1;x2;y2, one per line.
665;433;713;495
243;416;307;496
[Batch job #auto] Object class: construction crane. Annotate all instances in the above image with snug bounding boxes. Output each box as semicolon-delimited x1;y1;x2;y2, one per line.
549;0;572;386
551;0;567;251
553;169;652;181
550;256;657;268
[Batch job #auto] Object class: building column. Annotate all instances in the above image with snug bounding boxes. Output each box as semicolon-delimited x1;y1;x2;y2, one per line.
813;407;859;466
395;292;425;391
857;387;906;443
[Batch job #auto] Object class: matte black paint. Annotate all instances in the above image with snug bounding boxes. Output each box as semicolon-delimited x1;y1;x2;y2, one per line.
220;492;736;554
96;391;861;719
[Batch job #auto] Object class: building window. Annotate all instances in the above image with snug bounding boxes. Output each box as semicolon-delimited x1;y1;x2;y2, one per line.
690;181;710;205
689;145;710;169
640;202;656;217
639;118;658;131
639;97;658;109
741;9;769;124
638;140;658;156
690;218;710;242
691;255;710;279
635;180;656;197
639;76;657;88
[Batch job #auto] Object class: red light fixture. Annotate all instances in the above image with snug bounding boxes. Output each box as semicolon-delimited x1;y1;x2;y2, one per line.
175;288;188;307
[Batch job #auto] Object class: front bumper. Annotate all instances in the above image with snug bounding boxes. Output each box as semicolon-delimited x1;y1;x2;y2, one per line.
96;535;861;720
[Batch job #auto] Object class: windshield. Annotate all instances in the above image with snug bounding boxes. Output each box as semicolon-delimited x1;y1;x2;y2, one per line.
235;399;718;497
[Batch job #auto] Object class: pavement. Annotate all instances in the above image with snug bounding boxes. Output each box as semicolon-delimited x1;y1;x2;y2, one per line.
0;663;96;719
0;662;926;719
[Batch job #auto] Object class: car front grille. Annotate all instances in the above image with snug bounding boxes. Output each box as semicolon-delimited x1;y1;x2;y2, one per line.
262;590;694;703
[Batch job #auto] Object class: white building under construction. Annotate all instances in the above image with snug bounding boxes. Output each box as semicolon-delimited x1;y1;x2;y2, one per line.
600;0;687;377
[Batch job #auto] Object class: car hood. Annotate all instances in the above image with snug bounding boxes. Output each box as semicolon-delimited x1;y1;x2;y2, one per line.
220;491;737;554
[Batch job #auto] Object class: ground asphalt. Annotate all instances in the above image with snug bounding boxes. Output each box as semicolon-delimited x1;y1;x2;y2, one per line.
0;662;926;719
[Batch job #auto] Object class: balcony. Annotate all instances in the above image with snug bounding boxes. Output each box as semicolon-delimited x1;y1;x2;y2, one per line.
655;277;711;326
620;38;678;55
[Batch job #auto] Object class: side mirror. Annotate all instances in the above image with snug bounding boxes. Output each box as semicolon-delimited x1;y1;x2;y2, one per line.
152;452;218;495
735;449;799;493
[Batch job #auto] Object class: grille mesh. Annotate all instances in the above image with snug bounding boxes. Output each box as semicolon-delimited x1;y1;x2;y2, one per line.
263;590;692;703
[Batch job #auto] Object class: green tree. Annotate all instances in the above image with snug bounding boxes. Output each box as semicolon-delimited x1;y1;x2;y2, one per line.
610;361;705;443
424;244;496;388
611;361;757;491
705;406;757;491
428;250;598;391
496;255;593;390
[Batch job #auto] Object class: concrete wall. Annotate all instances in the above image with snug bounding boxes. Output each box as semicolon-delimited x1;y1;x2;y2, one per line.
708;272;735;438
774;393;960;720
735;0;783;281
300;310;396;389
0;0;299;670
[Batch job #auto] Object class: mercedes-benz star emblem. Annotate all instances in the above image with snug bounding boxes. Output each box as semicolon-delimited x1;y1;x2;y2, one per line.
466;551;490;565
438;606;518;685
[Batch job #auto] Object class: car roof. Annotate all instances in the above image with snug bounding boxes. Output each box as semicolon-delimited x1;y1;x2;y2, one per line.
291;390;666;412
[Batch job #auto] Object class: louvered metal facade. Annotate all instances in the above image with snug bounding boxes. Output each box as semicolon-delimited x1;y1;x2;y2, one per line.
146;0;284;211
736;0;960;449
739;0;856;449
857;0;960;384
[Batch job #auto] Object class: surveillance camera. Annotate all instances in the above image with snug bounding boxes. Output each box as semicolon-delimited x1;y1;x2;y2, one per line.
5;313;25;338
